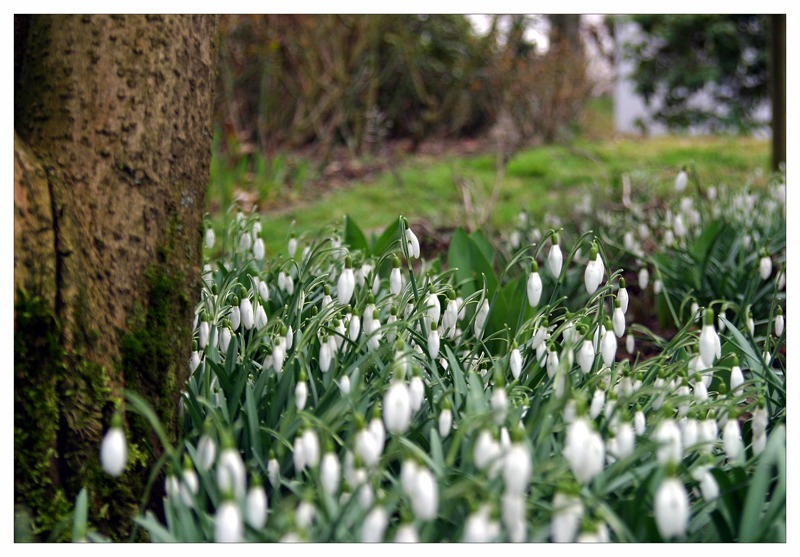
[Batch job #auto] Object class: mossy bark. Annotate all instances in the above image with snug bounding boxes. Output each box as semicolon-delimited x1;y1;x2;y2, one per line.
14;15;219;540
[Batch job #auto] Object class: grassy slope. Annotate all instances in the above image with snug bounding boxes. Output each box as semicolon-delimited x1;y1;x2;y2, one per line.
207;98;769;257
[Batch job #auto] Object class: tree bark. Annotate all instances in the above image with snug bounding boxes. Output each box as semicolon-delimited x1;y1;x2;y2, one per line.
769;14;785;171
14;15;218;540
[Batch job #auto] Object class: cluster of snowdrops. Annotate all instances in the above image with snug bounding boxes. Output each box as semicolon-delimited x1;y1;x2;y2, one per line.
96;170;786;543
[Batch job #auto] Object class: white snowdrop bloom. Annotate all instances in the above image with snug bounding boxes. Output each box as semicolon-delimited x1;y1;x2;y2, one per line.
616;421;635;459
600;321;617;368
584;245;603;294
674;213;687;238
246;481;268;529
664;228;675;246
564;418;605;484
536;340;547;364
753;432;767;455
633;408;646;437
746;312;755;336
334;320;346;349
255;278;269;303
180;467;199;508
439;405;453;438
338;374;351;395
759;254;772;280
296;500;315;530
229;305;241;331
463;505;500;543
455;296;466;321
510;347;523;379
288;235;298;257
239;229;252;252
548;235;563;278
698;310;720;368
319;340;332;373
638;267;649;290
502;492;527;543
400;458;419;498
253;237;265;261
356;426;381;468
527;262;543;307
503;442;532;495
219;326;232;354
267;454;280;488
777;270;786;290
205;227;215;250
551;491;583;543
577;338;595;375
293;434;306;473
348;314;361;342
532;321;548;350
303;429;320;468
723;416;744;463
388;263;403;298
474;298;490;339
752;404;768;439
190;350;201;373
691;465;719;502
577;522;609;543
655;419;682;466
589;388;605;420
546;347;560;379
612;302;625;338
624;333;636;355
675;169;688;193
197;428;216;472
100;414;127;477
405;227;421;259
369;415;385;457
240;297;254;330
215;497;243;543
682;416;699;450
655;476;689;540
394;523;419;543
337;256;356;305
199;319;210;349
409;373;425;412
321;452;341;496
361;505;389;542
426;292;441;324
217;444;247;500
623;230;635;251
411;467;438;520
285;275;295;295
254;304;268;330
639;222;651;240
774;307;784;337
272;343;286;375
654;279;663;295
698;416;718;453
616;278;629;313
474;429;502;472
427;325;440;360
491;386;508;425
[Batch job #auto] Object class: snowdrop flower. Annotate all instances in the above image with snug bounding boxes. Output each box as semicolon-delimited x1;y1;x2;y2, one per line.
634;406;646;436
625;333;635;354
100;413;127;477
698;309;721;368
475;298;490;339
286;274;295;295
654;279;663;295
219;325;232;354
589;386;605;420
217;434;246;499
638;267;649;290
240;296;254;330
655;417;682;466
321;450;341;496
600;319;617;368
302;428;320;468
205;226;215;250
199;315;210;349
491;379;508;425
439;400;453;438
319;338;332;373
463;504;500;543
425;291;441;324
339;374;351;395
746;310;754;336
348;313;361;343
551;488;583;543
246;475;268;529
362;504;389;542
196;419;216;471
337;255;356;305
296;498;315;529
654;474;689;540
564;417;605;484
427;322;440;360
527;261;543;307
503;433;532;495
509;345;523;379
401;458;419;497
502;492;527;542
253;238;265;261
548;234;563;278
255;304;268;330
388;256;403;296
267;451;280;488
230;304;241;331
288;234;298;257
616;421;635;459
257;279;269;304
409;369;425;412
272;340;286;375
674;213;687;238
752;399;768;439
675;168;688;193
727;355;744;394
612;299;625;338
577;522;609;543
179;456;199;507
759;251;772;280
617;278;629;314
723;413;744;463
577;333;595;375
215;494;243;543
693;464;719;501
394;523;419;543
368;407;386;456
190;342;201;373
774;306;784;337
584;244;603;294
532;318;548;350
356;419;381;468
474;429;502;473
411;467;438;520
546;345;560;379
404;223;421;259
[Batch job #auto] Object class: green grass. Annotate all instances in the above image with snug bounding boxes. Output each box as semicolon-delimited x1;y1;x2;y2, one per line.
207;130;769;258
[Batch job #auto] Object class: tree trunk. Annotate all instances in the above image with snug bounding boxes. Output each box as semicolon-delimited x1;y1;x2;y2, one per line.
769;14;785;171
14;15;219;540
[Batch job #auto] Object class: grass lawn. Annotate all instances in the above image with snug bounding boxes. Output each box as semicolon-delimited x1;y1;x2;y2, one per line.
206;100;770;257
